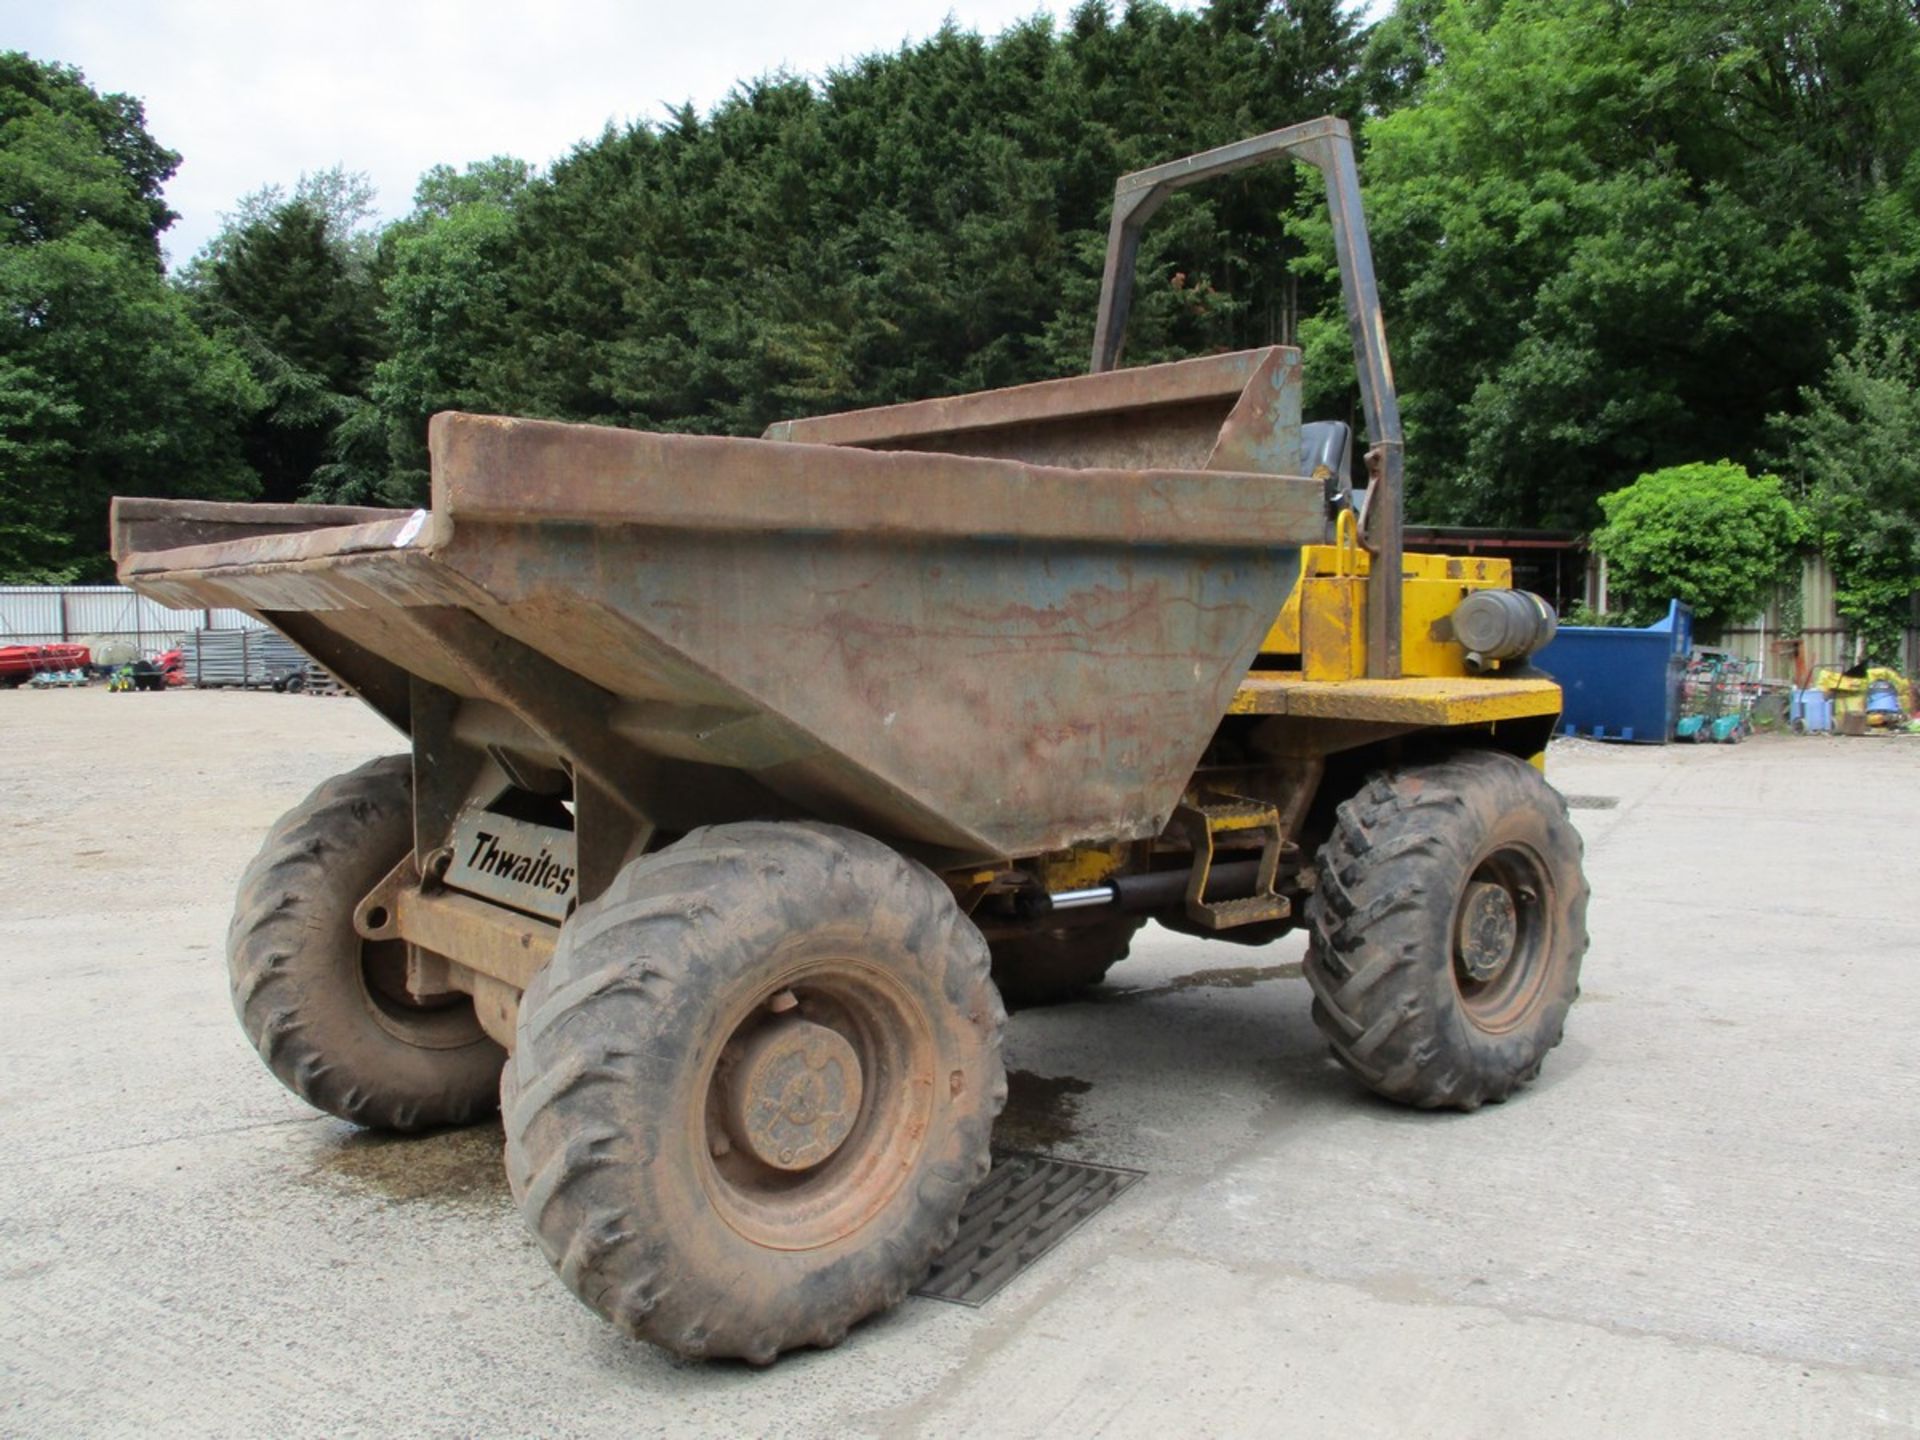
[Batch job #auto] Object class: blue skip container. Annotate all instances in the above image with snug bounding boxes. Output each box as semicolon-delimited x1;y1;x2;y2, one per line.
1533;600;1693;744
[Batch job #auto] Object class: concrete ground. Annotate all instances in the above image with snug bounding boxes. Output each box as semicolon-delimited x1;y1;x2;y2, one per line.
2;687;1916;1438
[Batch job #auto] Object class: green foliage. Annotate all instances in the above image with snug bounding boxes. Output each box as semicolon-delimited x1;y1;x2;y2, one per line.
0;233;261;579
10;1;1920;609
358;195;522;499
409;156;532;221
0;55;256;581
1593;461;1807;627
1776;308;1920;662
184;190;387;505
1814;494;1915;664
202;202;382;392
183;165;381;274
400;2;1367;448
1562;602;1628;629
1335;0;1920;530
1;51;178;256
0;355;82;581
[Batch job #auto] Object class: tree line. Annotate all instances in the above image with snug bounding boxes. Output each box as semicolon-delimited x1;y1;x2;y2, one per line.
4;2;1918;650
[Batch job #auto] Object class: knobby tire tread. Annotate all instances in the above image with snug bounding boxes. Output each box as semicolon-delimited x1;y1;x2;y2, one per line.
1302;749;1590;1111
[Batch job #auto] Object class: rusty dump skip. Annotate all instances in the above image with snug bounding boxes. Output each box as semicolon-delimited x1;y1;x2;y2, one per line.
114;350;1322;867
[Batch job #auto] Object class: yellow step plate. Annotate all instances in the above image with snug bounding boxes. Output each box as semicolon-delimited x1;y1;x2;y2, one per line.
1230;674;1563;725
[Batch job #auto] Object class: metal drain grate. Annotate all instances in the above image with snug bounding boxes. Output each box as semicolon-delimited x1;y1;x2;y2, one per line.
1563;794;1619;810
914;1152;1144;1307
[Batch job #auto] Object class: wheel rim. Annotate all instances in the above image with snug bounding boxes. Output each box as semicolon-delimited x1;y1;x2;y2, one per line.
1450;843;1555;1033
697;958;934;1252
722;1014;864;1171
358;937;487;1050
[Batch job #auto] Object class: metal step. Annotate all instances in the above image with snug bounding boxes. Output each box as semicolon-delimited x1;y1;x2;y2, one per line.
1174;795;1292;929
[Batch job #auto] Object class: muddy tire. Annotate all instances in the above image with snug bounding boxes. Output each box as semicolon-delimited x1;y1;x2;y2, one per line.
502;821;1006;1363
989;916;1144;1009
1303;749;1589;1111
228;754;504;1130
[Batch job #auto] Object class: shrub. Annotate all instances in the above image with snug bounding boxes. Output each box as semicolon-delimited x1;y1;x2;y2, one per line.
1592;461;1806;627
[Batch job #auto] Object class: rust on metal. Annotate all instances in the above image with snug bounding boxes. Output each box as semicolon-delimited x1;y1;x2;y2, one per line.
352;853;415;941
105;116;1588;1371
766;349;1272;446
391;884;556;992
112;407;1323;867
1173;796;1290;930
766;348;1303;478
723;1017;864;1171
427;411;1320;545
1203;347;1305;477
1088;116;1403;679
109;113;1565;950
1456;880;1519;983
110;497;403;562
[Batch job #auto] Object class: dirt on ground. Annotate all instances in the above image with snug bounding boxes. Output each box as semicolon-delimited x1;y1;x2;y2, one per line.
3;687;1917;1437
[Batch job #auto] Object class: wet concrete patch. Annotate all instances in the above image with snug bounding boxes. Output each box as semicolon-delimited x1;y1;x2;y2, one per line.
1106;960;1302;1002
994;1070;1092;1152
302;1120;510;1208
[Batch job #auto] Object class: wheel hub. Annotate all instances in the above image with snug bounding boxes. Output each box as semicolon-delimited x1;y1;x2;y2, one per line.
1455;880;1519;983
723;1017;863;1171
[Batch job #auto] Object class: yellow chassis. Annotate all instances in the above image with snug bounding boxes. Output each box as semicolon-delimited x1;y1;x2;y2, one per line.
1243;536;1562;732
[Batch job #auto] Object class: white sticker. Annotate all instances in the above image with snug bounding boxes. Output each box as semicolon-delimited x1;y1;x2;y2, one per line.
393;508;428;547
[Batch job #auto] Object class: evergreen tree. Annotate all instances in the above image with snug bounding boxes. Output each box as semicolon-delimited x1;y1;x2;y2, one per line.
189;198;386;503
380;0;1371;461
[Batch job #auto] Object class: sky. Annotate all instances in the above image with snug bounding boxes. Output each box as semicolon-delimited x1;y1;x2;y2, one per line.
4;0;1102;265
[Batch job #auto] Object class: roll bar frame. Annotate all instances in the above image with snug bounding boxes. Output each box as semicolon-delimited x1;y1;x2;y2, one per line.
1089;116;1404;679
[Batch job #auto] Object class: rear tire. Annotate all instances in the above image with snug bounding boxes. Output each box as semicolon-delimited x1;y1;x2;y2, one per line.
989;916;1144;1009
228;754;504;1130
503;821;1005;1363
1303;750;1588;1110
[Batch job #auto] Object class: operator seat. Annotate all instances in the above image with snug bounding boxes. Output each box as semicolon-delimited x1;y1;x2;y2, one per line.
1301;420;1365;518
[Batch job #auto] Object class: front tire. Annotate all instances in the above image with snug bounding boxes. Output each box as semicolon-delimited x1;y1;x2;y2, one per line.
228;754;504;1130
502;821;1006;1363
1303;749;1588;1110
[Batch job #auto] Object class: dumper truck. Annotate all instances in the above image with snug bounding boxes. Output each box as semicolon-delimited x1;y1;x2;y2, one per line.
113;118;1588;1364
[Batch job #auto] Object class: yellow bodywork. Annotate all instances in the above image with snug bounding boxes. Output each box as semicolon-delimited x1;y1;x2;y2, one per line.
1262;542;1516;681
1033;842;1130;891
1229;674;1562;724
1233;538;1563;733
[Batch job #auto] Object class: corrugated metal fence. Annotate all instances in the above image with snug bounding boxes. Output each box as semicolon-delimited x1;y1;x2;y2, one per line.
1716;555;1920;680
0;585;262;649
12;569;1915;686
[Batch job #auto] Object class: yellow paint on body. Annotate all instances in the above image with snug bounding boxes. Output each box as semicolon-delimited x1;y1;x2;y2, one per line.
1034;843;1129;892
1230;674;1563;725
1265;545;1517;682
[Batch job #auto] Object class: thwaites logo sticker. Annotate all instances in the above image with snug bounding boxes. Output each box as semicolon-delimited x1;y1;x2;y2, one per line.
444;811;577;922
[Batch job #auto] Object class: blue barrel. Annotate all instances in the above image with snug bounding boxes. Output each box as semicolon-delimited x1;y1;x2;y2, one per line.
1793;689;1833;732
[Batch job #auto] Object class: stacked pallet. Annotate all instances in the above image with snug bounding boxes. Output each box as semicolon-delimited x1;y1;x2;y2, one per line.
296;661;350;697
179;629;309;689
